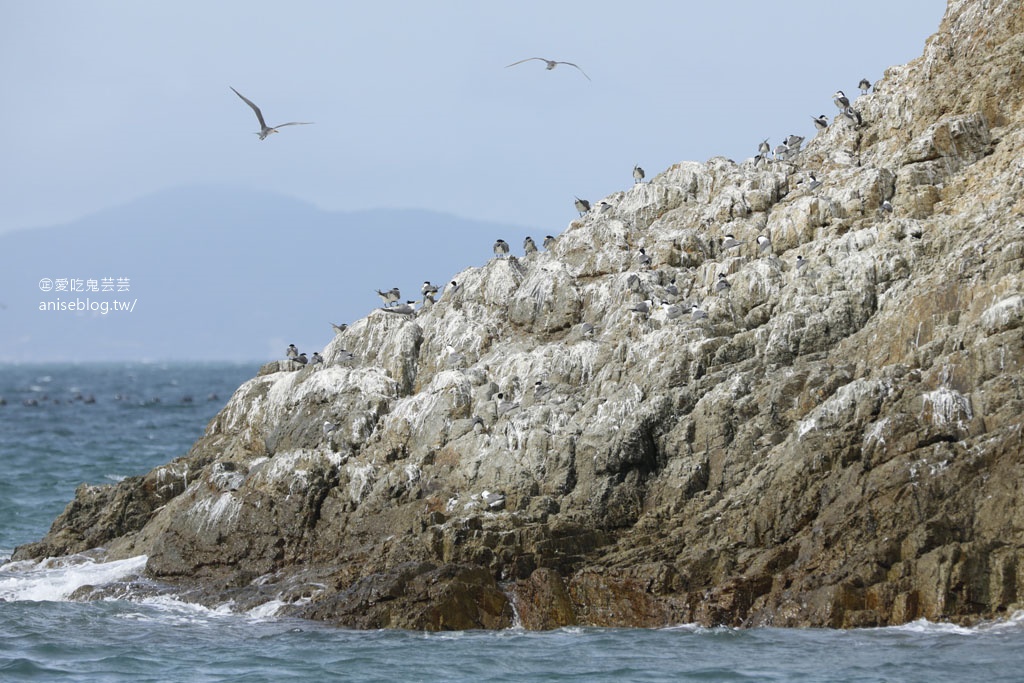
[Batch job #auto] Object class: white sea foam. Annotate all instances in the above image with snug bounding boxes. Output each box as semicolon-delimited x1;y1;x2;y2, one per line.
0;554;148;602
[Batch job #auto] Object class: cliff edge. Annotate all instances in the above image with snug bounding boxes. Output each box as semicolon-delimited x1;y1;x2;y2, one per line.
16;0;1024;629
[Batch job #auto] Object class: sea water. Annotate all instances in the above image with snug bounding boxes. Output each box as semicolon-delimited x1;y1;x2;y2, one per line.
3;363;1024;682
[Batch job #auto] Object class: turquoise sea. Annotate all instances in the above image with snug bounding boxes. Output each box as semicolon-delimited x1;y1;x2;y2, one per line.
3;363;1024;682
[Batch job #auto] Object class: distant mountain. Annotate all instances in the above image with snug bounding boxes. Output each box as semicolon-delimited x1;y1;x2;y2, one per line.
0;186;531;361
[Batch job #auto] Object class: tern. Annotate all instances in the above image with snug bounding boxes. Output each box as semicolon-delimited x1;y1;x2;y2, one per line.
633;165;645;183
543;235;557;250
523;236;538;255
494;239;510;258
505;57;591;81
812;114;829;131
859;78;872;95
574;197;591;216
833;90;850;111
230;87;312;140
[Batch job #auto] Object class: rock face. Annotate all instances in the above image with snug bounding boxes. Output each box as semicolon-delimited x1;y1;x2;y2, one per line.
15;0;1024;629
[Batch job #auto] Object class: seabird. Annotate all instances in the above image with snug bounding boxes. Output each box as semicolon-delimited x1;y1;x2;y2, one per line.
663;278;679;298
482;490;506;510
773;143;790;161
447;280;461;296
722;234;743;250
580;322;596;336
331;323;348;335
881;199;893;214
843;106;862;126
637;247;652;268
495;392;519;416
785;134;805;152
715;274;731;292
505;57;591;81
382;300;417;316
690;303;708;320
420;294;436;309
633;165;645;183
293;352;308;365
323;421;336;438
286;344;298;359
812;114;829;131
230;87;312;140
756;234;772;253
626;273;642;292
377;287;400;307
759;139;771;156
310;352;324;365
337;349;357;363
629;300;652;316
523;236;538;255
574;197;591;216
662;302;685;320
543;235;557;250
806;173;822;191
493;238;510;258
796;255;808;272
859;78;872;95
421;281;439;297
833;90;850;111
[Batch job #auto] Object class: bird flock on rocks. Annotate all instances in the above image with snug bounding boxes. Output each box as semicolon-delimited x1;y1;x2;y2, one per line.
265;67;891;385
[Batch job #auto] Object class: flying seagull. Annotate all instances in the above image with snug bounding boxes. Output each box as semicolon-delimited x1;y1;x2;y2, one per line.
505;57;591;81
230;87;312;140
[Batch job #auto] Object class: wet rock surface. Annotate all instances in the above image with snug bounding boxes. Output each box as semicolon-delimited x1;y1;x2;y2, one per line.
15;0;1024;629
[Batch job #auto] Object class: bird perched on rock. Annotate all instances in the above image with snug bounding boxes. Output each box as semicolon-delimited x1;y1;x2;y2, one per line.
543;235;557;250
293;352;308;365
796;255;809;273
722;234;743;250
493;239;510;258
574;197;591;216
881;200;894;214
505;57;591;81
843;106;862;127
773;143;790;161
633;165;645;183
629;300;652;316
598;200;613;213
421;281;439;297
785;134;805;152
495;392;519;416
523;236;538;255
859;78;872;95
377;287;400;307
637;248;652;269
756;234;773;253
331;323;348;335
715;274;731;292
230;87;313;140
690;303;708;320
286;344;298;359
310;352;324;365
833;90;850;111
662;302;685;320
382;300;417;316
805;173;823;191
759;139;771;156
812;114;829;131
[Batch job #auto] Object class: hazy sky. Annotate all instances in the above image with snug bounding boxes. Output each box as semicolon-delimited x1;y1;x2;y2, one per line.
2;1;946;236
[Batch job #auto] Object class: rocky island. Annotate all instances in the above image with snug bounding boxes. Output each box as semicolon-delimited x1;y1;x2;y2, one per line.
15;0;1024;630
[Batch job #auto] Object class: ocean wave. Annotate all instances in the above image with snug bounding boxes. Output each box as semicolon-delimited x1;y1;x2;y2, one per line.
0;553;148;603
